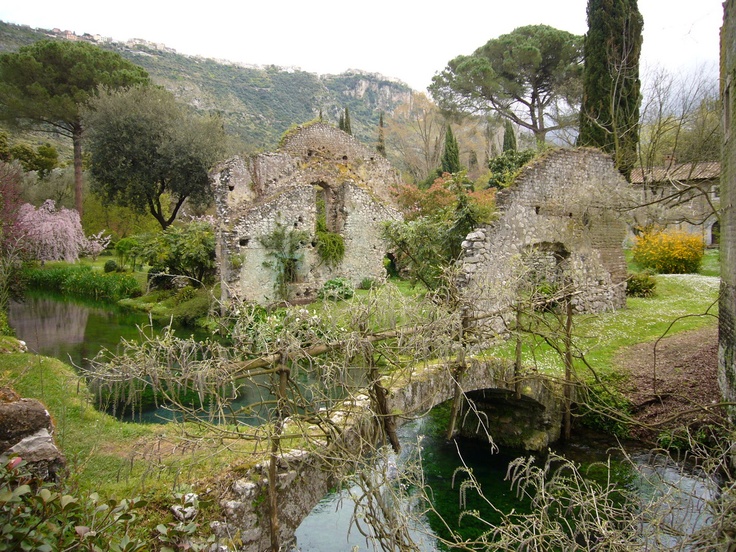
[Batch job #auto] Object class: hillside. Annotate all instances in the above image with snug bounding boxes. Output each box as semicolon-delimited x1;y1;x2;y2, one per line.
0;20;413;153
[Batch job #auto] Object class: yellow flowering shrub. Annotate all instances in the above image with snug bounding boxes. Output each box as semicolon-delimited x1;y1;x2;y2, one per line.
632;229;704;274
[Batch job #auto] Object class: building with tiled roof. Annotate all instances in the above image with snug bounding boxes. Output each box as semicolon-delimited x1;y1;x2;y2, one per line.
630;159;720;246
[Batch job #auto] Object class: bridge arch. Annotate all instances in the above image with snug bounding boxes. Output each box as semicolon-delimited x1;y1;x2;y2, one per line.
215;358;567;550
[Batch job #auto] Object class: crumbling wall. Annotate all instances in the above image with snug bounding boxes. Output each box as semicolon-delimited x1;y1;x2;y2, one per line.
460;148;632;325
719;0;736;410
211;123;401;304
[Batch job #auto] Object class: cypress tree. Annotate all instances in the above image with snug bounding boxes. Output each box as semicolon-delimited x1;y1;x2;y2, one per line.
377;112;386;156
578;0;643;181
502;120;517;152
338;113;345;131
344;107;352;135
440;124;461;174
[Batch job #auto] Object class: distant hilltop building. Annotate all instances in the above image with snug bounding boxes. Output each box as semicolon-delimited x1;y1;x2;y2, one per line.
43;27;174;53
48;28;113;46
124;38;176;53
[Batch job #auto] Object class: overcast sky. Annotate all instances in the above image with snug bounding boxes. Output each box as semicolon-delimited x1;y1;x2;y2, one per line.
0;1;724;91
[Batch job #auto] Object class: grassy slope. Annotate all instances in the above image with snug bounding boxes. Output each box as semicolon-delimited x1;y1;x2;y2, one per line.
491;272;720;378
1;353;155;493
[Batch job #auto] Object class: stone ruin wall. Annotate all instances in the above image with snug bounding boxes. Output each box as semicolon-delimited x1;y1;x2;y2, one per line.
212;123;401;304
460;148;632;327
719;0;736;411
278;122;399;204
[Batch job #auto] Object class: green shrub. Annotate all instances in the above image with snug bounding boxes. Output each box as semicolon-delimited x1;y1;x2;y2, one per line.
632;229;704;274
0;457;147;551
174;286;196;305
578;379;632;438
626;271;656;297
103;259;118;273
359;277;376;290
318;277;354;301
0;310;13;337
137;222;217;286
315;230;345;267
170;290;212;326
487;149;537;188
114;236;141;271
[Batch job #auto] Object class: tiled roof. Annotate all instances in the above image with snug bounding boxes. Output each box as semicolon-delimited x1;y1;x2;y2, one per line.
630;161;720;184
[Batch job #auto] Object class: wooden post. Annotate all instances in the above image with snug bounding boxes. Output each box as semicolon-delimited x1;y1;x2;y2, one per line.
446;313;468;440
268;353;290;552
563;297;573;441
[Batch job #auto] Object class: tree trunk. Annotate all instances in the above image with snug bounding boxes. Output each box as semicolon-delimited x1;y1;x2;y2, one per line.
72;125;84;217
268;355;290;552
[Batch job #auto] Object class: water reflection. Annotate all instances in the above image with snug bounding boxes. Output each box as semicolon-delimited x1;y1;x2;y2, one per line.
8;292;166;367
632;451;716;549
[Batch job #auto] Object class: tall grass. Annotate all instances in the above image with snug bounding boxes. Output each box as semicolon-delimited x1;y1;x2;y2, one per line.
23;264;141;303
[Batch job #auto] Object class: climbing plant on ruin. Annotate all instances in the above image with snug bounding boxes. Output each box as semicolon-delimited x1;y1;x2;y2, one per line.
259;223;309;300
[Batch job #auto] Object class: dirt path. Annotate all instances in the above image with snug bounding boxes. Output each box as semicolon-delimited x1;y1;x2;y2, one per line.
612;324;725;442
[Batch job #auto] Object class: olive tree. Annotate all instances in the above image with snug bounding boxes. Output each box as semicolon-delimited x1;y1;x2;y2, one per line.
84;86;227;230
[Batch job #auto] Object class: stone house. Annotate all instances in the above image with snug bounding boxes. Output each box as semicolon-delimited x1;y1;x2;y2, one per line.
630;160;721;246
210;122;401;305
459;148;633;327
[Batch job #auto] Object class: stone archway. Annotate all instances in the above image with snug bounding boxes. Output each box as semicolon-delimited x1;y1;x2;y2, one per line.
522;241;571;290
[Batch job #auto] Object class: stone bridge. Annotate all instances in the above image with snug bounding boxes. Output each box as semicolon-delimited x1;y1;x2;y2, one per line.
214;358;566;551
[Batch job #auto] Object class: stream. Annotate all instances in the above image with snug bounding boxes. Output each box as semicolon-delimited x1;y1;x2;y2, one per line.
8;293;719;550
8;291;211;367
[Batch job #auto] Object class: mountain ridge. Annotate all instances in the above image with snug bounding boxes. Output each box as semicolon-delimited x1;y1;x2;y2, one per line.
0;20;414;153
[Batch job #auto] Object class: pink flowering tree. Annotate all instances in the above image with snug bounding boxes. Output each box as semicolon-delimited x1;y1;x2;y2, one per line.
18;200;88;262
83;230;112;261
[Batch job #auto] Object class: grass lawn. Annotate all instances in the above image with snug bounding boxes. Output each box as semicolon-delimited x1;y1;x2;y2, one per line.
490;273;719;378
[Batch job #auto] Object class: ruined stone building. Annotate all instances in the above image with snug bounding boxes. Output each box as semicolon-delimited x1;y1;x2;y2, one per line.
630;160;721;245
459;148;633;327
210;122;401;304
719;0;736;412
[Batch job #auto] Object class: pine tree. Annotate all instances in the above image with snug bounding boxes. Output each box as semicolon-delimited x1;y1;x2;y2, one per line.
502;120;517;152
344;107;352;135
578;0;643;181
377;112;386;156
440;124;461;174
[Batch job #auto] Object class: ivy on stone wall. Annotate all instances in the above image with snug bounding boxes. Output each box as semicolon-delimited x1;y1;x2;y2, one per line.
259;223;309;300
315;195;345;267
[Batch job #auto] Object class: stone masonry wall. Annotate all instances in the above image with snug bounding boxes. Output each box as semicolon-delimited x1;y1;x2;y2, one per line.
719;0;736;410
460;148;633;326
211;123;402;304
